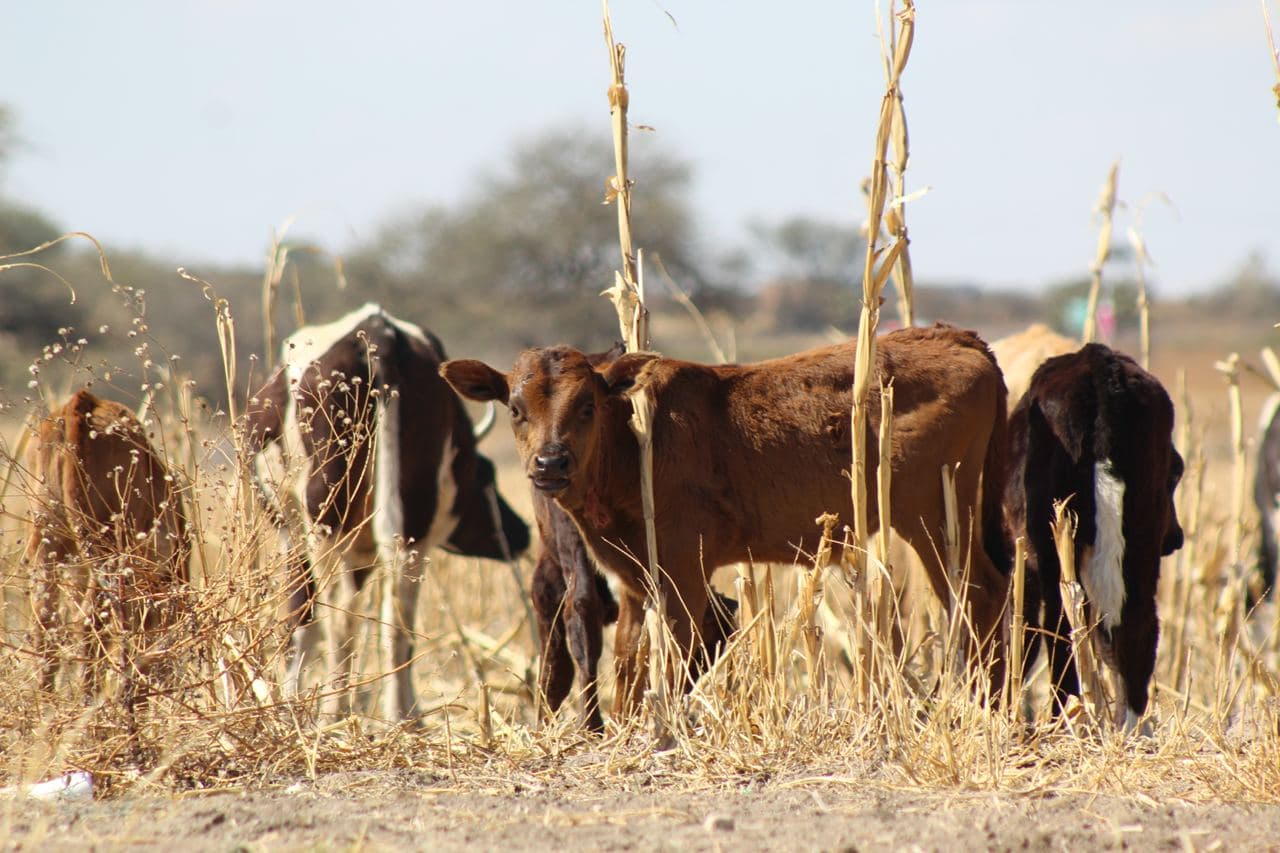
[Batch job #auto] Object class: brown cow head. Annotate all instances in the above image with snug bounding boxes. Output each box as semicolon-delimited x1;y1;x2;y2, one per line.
441;346;653;513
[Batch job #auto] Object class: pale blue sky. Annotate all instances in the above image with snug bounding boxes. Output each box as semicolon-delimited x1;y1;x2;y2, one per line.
2;1;1276;294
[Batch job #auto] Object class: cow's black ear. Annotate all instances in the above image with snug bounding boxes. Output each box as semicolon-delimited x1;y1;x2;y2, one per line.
440;360;510;404
601;352;659;395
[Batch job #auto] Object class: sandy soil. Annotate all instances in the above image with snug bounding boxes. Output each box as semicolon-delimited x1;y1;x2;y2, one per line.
6;768;1280;852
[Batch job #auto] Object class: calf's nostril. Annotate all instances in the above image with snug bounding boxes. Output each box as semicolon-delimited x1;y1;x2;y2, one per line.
535;455;568;476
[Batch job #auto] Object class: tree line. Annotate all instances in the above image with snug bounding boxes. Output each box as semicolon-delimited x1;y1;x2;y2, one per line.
1;109;1275;405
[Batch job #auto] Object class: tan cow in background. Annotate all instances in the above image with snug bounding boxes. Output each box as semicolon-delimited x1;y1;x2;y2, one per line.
990;323;1077;408
25;389;190;699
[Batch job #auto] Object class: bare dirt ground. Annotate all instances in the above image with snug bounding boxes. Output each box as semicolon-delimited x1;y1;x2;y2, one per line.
7;765;1280;852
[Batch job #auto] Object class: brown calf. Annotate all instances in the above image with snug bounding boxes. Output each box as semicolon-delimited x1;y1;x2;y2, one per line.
529;338;738;732
24;389;190;697
443;324;1012;714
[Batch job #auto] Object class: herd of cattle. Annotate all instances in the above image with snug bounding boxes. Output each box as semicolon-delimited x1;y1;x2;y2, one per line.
20;303;1272;732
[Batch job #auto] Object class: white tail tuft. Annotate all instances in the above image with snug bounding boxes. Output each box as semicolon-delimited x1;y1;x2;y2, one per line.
373;395;404;547
1083;459;1127;632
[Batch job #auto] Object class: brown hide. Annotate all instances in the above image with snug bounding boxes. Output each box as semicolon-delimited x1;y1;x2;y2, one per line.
25;389;189;695
443;323;1012;715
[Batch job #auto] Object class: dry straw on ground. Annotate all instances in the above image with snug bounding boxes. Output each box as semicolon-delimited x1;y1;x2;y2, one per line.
0;0;1278;823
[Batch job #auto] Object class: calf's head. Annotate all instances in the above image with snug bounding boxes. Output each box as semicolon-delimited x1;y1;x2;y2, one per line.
444;454;532;559
440;345;651;509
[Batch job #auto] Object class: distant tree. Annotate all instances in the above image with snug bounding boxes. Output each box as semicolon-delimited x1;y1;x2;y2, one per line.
1202;250;1280;316
0;105;87;371
748;216;863;285
744;216;864;332
341;126;719;356
0;105;15;181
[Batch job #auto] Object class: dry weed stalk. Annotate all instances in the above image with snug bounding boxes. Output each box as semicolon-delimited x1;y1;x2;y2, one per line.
879;5;918;328
1081;162;1118;344
850;0;915;583
1006;537;1028;714
1266;0;1280;115
1215;355;1250;606
600;0;648;353
1128;222;1153;370
599;1;675;738
1051;500;1110;727
653;254;729;365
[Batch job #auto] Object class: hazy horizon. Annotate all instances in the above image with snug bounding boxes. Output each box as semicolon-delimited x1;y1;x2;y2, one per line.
3;1;1277;295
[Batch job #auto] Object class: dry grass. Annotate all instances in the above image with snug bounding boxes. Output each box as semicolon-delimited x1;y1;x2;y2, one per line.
1;2;1278;830
0;255;1276;811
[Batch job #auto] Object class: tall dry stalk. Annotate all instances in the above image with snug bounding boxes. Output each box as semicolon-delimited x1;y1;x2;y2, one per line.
1127;192;1174;371
261;224;291;372
600;1;670;733
1215;355;1249;604
939;463;968;681
1128;224;1153;370
880;5;917;329
1081;162;1118;344
1051;500;1109;726
1266;0;1280;117
850;0;915;582
601;1;649;353
1006;537;1028;715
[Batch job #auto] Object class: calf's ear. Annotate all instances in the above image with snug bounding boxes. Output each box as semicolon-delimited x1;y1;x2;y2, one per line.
587;340;627;368
601;352;659;395
440;360;510;404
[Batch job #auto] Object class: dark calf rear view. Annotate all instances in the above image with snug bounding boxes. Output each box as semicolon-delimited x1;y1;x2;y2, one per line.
1006;343;1183;729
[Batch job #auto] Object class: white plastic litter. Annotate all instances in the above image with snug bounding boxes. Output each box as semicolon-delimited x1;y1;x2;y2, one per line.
24;772;94;802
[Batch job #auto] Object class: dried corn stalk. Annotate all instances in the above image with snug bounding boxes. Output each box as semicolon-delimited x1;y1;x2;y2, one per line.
851;0;916;582
1081;162;1118;344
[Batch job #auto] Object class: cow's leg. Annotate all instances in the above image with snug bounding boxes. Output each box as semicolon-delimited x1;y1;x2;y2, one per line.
531;550;575;724
318;547;362;719
282;551;321;698
380;543;426;721
284;544;328;698
958;463;1011;692
563;552;607;733
690;592;739;681
661;574;709;697
895;499;1006;693
611;590;648;718
27;524;74;693
30;563;62;693
286;618;325;698
1256;501;1278;602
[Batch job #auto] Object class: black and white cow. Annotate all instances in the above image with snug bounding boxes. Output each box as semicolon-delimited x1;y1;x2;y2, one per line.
1253;392;1280;602
1006;343;1184;731
245;303;530;719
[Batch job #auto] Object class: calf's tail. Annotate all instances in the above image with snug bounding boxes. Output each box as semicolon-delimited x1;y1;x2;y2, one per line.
981;359;1014;578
